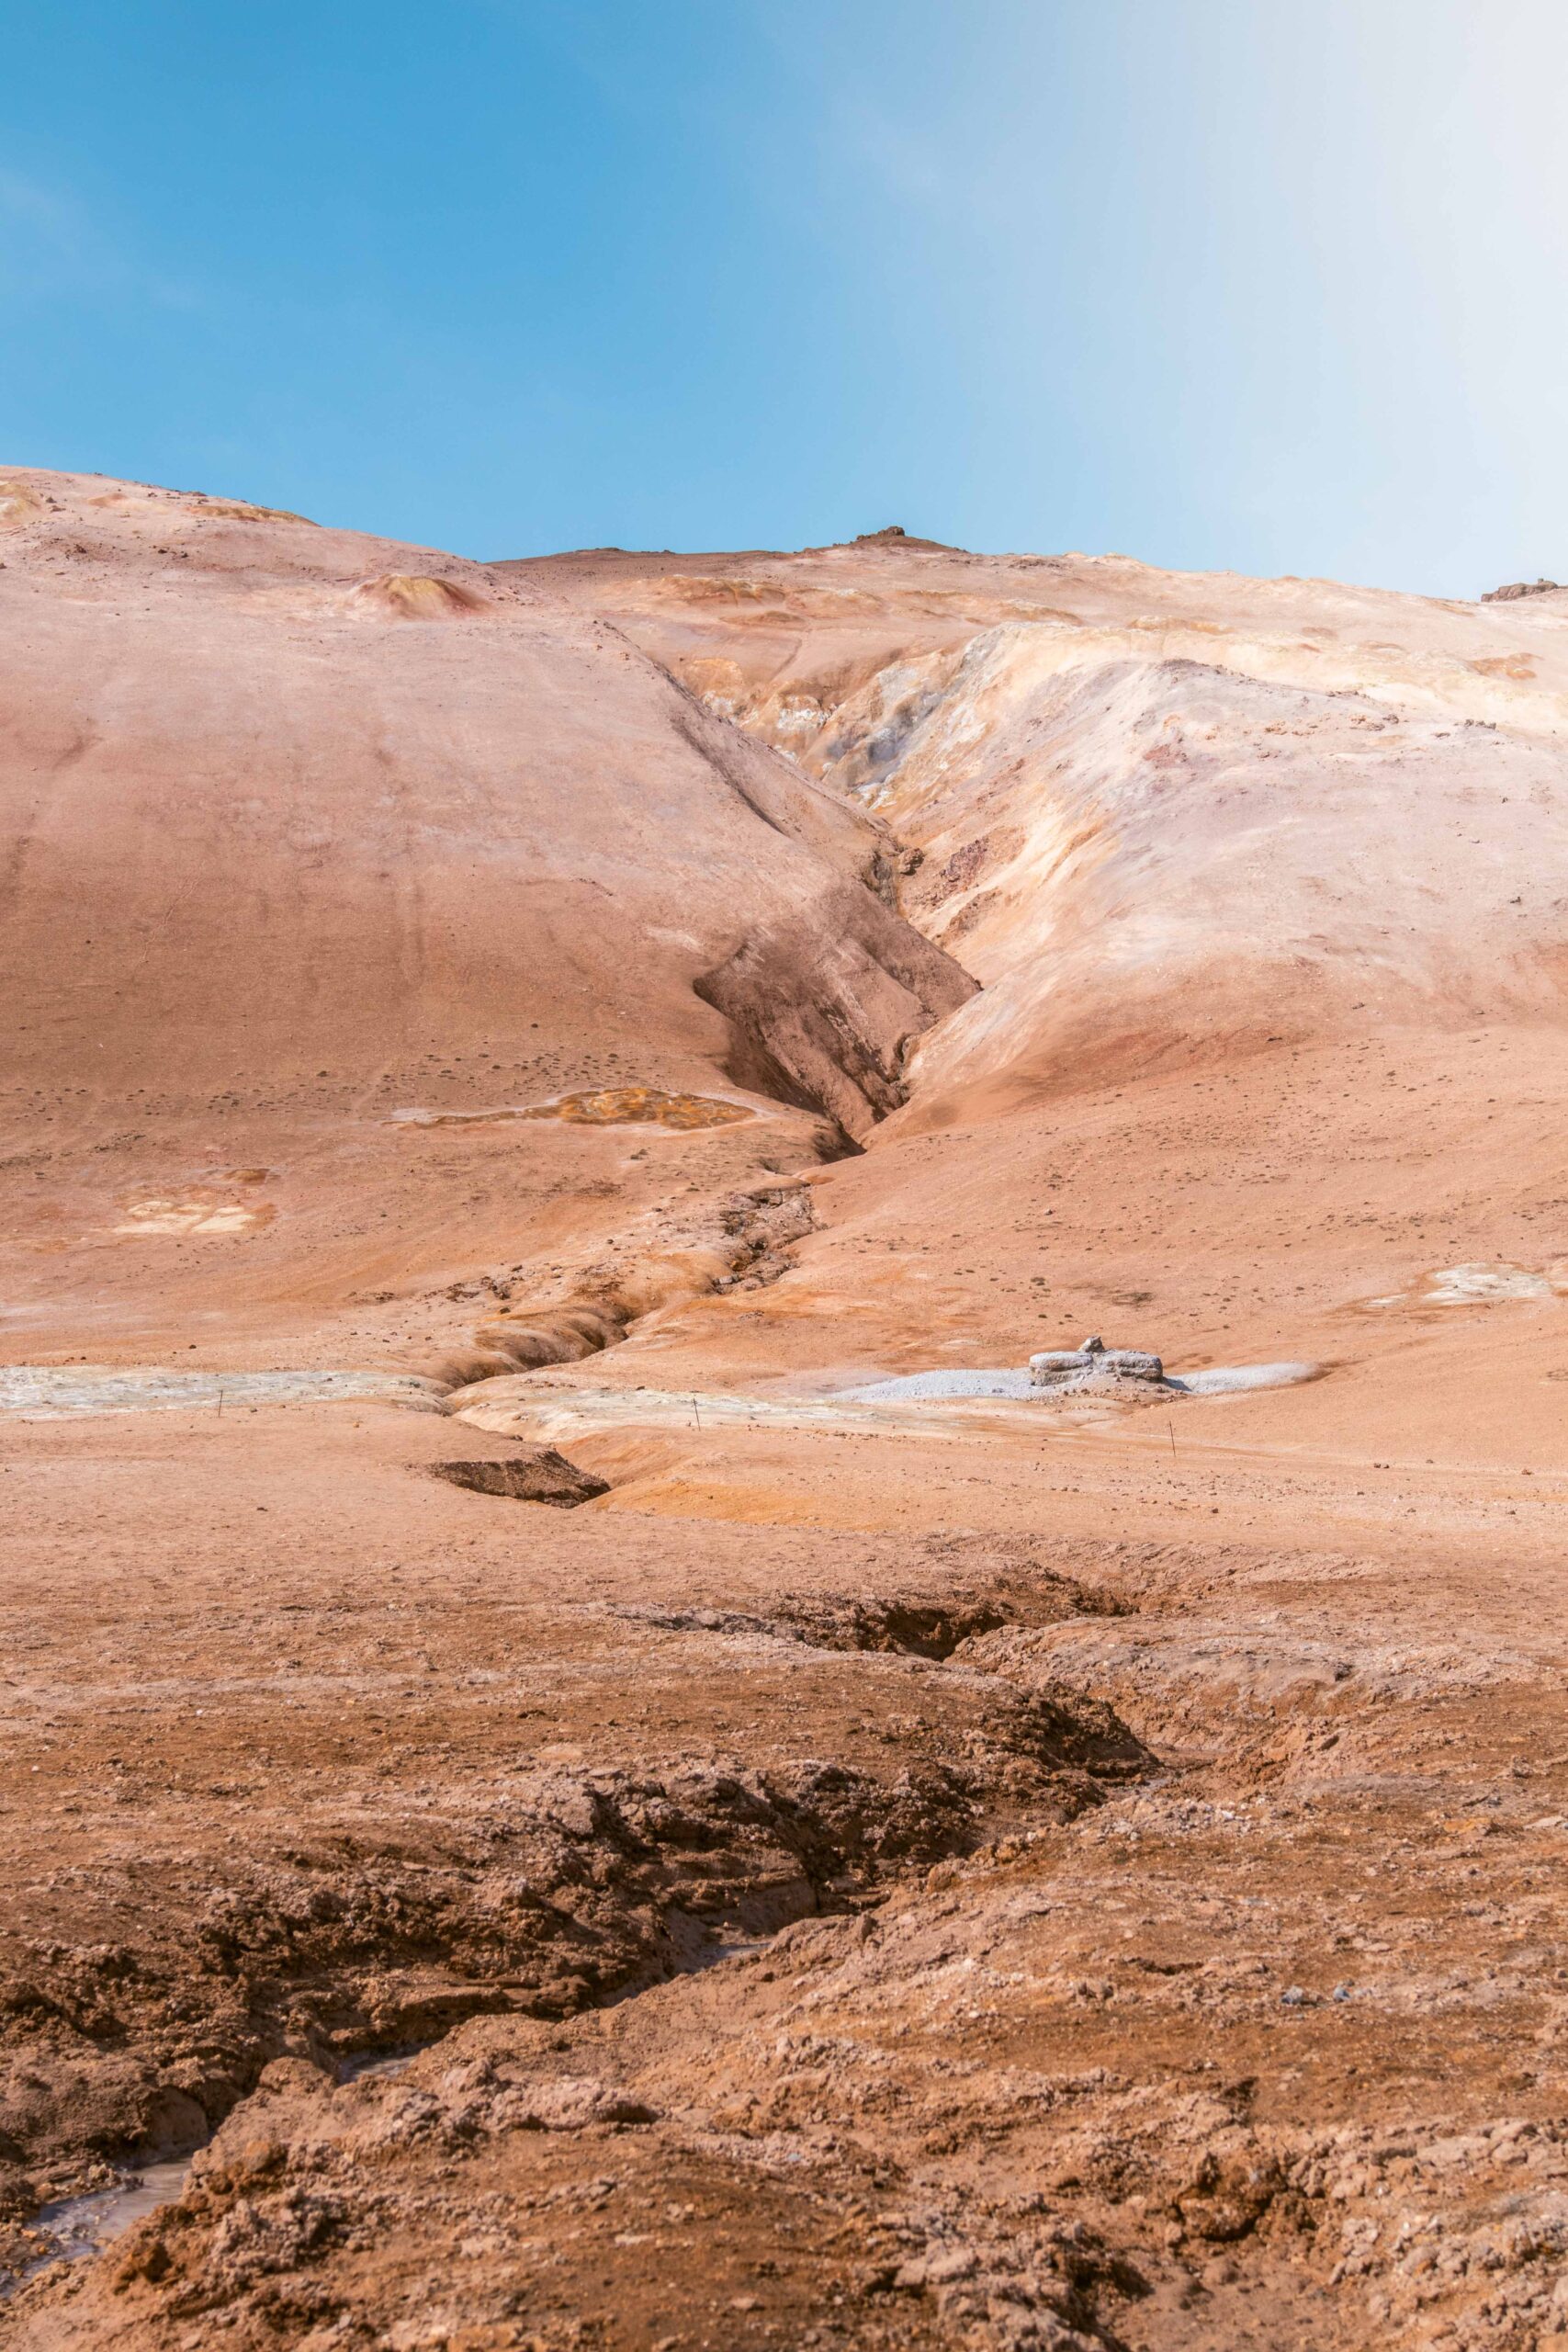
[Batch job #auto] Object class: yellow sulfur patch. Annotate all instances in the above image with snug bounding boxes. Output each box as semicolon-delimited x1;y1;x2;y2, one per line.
114;1194;274;1238
348;573;486;619
190;498;315;525
393;1087;753;1133
0;480;41;526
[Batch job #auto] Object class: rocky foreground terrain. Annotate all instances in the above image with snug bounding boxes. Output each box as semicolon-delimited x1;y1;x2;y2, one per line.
5;476;1568;2348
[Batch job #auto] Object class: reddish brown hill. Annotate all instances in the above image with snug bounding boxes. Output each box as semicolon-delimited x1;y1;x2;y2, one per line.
502;530;1568;1431
0;472;970;1365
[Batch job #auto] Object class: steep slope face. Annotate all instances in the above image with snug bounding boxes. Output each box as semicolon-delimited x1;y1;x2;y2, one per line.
506;536;1568;1402
0;473;971;1363
793;636;1568;1115
512;537;1568;1109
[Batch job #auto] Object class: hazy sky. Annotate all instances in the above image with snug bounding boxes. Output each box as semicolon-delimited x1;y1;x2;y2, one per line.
2;1;1562;593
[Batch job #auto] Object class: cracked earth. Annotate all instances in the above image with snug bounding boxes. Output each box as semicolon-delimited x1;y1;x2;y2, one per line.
6;1396;1568;2352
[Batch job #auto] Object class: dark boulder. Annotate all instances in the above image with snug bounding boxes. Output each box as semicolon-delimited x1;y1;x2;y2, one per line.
428;1450;610;1508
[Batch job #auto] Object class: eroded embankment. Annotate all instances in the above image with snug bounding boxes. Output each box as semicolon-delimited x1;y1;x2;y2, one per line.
16;1515;1568;2352
0;1555;1151;2297
416;794;977;1403
419;1177;821;1396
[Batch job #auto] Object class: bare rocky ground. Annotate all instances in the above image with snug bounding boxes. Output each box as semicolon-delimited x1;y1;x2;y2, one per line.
8;478;1568;2348
6;1396;1568;2352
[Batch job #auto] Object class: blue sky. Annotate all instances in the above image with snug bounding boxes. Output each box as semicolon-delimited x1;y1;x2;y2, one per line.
2;1;1562;593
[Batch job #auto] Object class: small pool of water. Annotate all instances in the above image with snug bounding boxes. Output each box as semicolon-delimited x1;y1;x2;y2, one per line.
6;2157;193;2295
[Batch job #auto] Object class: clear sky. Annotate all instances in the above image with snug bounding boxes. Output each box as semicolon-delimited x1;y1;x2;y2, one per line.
2;0;1563;594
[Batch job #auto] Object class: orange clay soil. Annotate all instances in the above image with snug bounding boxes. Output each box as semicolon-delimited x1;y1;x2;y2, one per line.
6;486;1568;2351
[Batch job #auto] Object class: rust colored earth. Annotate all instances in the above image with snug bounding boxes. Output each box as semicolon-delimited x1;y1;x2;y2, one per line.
6;472;1568;2351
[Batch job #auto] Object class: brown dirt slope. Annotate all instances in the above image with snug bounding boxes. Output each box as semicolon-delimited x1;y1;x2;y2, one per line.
506;529;1568;1433
0;472;970;1372
9;504;1568;2352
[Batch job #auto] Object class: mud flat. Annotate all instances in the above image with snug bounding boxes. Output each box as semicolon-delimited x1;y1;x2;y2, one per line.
0;1368;446;1418
844;1361;1322;1404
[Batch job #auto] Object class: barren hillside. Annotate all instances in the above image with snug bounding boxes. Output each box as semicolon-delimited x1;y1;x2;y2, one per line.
7;493;1568;2352
0;473;969;1370
507;532;1568;1427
